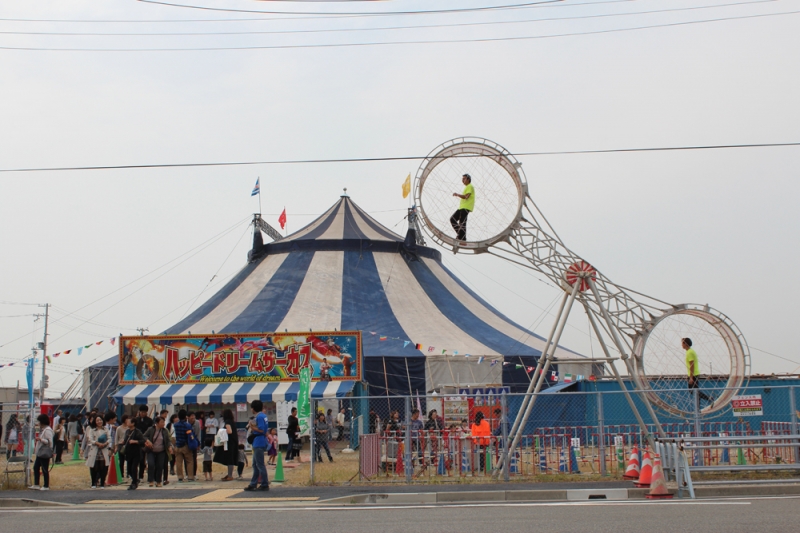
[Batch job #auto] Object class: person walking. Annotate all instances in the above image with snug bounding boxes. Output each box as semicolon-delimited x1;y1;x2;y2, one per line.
450;174;475;242
53;417;66;464
119;415;144;490
173;410;195;482
314;413;334;463
143;416;173;487
167;414;179;476
66;414;79;455
30;414;54;491
5;414;20;459
470;412;491;473
267;428;278;466
134;405;153;482
213;409;238;481
285;407;300;462
188;411;201;481
683;338;714;406
85;415;111;488
336;408;346;441
115;412;129;479
244;400;269;491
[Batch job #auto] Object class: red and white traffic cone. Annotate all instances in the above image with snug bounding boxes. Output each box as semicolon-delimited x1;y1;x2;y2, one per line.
634;449;652;488
622;445;640;480
645;455;673;500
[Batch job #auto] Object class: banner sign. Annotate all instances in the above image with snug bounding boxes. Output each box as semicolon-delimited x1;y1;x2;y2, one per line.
119;331;362;385
297;366;311;438
731;394;763;417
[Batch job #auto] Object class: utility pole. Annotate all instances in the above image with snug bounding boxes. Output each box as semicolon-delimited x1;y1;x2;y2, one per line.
38;303;50;405
136;327;149;337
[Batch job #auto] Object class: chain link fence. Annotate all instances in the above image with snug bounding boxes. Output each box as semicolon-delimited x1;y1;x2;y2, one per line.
308;385;800;484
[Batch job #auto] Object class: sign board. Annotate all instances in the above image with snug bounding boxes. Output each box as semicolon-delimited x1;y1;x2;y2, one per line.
731;394;763;417
119;331;361;385
236;403;247;412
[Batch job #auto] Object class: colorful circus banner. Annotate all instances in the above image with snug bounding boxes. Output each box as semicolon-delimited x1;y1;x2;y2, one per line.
119;331;362;385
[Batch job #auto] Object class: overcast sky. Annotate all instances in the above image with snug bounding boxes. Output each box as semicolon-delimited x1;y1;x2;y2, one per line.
1;0;798;395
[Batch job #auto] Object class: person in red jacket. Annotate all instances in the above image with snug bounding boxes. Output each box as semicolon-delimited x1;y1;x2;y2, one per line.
470;412;491;472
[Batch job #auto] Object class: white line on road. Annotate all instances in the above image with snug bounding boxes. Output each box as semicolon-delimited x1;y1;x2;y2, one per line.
0;499;753;514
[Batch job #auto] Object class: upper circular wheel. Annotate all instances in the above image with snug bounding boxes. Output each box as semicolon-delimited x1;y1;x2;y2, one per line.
414;137;527;253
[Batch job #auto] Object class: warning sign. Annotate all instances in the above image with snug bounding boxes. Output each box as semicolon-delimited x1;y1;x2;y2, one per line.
731;394;763;417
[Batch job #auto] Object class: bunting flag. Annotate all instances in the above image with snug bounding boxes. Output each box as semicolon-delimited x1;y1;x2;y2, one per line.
490;359;498;367
63;350;71;355
84;344;92;349
515;364;523;369
251;177;260;196
278;208;287;230
563;374;573;383
110;338;116;346
441;349;446;355
96;341;103;346
403;341;410;348
46;355;52;364
453;351;458;355
415;343;423;350
428;347;435;353
477;356;485;365
401;173;411;199
379;336;387;341
588;375;597;382
526;366;535;373
550;371;559;382
370;332;377;335
464;354;471;358
503;362;512;366
77;347;83;355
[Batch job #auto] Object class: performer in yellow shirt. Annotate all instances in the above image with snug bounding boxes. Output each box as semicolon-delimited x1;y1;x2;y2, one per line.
451;174;475;242
683;338;713;406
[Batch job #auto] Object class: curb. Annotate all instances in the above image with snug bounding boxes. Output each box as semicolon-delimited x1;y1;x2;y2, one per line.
319;483;800;505
0;498;73;508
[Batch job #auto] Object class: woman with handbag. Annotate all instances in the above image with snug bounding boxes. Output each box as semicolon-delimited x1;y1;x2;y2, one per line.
30;414;54;491
143;416;173;487
213;409;238;481
85;414;111;489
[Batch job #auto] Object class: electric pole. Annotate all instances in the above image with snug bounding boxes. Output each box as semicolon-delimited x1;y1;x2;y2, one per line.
38;303;50;404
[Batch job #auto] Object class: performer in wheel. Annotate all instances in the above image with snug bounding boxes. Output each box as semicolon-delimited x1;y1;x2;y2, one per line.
683;337;714;407
450;174;475;242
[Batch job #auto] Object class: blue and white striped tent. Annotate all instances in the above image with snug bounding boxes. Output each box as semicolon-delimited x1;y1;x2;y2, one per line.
112;195;581;406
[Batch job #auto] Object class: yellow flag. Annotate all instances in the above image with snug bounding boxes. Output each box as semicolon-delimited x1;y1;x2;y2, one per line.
401;173;411;198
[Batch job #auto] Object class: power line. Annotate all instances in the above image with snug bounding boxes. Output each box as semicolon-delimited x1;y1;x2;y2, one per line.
0;0;635;23
136;0;565;16
1;7;797;51
0;0;780;36
1;141;798;174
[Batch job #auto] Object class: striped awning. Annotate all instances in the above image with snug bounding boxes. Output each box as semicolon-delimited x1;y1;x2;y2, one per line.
113;380;356;406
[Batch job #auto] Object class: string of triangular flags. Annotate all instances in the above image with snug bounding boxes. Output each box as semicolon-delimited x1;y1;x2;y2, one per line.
50;337;117;361
0;337;119;369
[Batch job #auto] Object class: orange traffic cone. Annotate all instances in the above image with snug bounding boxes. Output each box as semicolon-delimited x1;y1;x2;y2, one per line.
622;445;640;480
106;453;120;486
634;449;652;488
395;441;404;475
645;455;673;499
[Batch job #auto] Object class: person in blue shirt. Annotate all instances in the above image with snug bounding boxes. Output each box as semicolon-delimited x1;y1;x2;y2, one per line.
244;400;269;492
173;410;195;482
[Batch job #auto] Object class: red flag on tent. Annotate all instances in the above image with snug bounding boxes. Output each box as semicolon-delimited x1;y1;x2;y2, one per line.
278;208;287;230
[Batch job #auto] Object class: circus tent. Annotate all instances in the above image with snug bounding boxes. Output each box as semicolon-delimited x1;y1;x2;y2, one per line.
151;194;584;394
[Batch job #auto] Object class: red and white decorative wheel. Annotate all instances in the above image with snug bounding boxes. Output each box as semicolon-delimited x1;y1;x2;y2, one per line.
565;261;596;292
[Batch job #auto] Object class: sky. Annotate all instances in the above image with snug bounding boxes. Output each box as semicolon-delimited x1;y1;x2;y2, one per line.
0;0;798;396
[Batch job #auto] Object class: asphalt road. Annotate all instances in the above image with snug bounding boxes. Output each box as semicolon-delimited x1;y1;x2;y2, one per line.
1;496;798;533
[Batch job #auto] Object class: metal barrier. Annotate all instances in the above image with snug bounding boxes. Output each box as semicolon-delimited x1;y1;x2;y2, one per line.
308;385;800;485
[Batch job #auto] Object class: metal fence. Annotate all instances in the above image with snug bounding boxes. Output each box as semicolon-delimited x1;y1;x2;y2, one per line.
309;384;800;484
